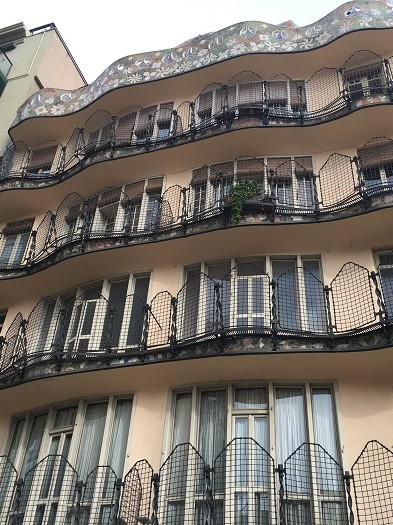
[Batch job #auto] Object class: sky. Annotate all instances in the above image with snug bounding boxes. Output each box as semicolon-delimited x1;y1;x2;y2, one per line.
3;0;346;83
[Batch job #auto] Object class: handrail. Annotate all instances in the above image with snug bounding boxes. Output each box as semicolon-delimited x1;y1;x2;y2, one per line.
1;143;393;277
1;439;391;525
2;50;393;191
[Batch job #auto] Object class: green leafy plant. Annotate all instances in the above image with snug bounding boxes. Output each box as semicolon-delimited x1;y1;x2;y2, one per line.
228;179;264;223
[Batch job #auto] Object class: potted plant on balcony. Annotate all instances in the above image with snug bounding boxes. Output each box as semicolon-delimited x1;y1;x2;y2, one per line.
225;179;274;223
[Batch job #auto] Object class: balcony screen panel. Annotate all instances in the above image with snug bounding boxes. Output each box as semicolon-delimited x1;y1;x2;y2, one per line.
28;146;57;169
238;82;263;105
266;81;287;105
191;166;208;186
126;276;150;346
197;91;213;114
290;81;305;105
294;156;313;173
210;162;234;181
98;188;122;208
267;158;292;179
136;106;156;130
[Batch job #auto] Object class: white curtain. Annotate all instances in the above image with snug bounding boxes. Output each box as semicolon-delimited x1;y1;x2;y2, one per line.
76;402;107;482
234;388;266;409
275;387;306;464
107;399;133;478
172;393;192;447
312;388;338;459
199;390;226;466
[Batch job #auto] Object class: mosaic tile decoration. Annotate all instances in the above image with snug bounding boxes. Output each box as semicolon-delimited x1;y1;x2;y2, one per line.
11;0;393;126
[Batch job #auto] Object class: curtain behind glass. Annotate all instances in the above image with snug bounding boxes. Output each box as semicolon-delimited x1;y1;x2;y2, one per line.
107;399;133;478
76;402;108;482
173;393;192;447
275;388;306;463
199;390;227;466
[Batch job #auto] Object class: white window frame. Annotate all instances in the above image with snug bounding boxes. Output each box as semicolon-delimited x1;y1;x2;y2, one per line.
0;230;31;267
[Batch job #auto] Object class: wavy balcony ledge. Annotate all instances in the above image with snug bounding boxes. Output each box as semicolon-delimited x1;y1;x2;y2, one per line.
3;49;393;190
9;0;393;128
1;139;393;279
1;258;393;387
0;439;390;525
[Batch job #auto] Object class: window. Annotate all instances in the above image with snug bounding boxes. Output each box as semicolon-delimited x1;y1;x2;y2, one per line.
29;275;150;355
376;252;393;319
189;159;265;219
189;156;314;219
26;145;58;176
168;383;340;525
179;256;325;341
357;139;393;192
344;65;385;101
4;397;132;524
122;178;163;232
0;219;33;268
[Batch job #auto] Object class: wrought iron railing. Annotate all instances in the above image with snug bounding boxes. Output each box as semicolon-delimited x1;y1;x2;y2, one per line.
1;258;392;379
2;137;393;276
2;50;393;189
0;439;392;524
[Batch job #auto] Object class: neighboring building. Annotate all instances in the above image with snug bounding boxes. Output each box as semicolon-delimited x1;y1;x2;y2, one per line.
1;1;393;524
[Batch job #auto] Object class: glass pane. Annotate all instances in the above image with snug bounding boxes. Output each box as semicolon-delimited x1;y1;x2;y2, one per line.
312;387;338;459
127;276;150;346
76;402;108;481
235;493;248;525
54;406;77;428
199;390;227;466
101;280;128;348
107;399;133;478
234;388;267;409
173;393;192;446
275;388;306;463
21;413;47;476
235;418;248;486
7;419;25;464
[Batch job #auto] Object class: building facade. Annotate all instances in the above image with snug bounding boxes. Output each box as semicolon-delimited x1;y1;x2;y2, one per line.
1;1;393;523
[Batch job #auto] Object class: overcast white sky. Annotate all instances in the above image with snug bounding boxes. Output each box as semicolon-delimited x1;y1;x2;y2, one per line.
4;0;346;83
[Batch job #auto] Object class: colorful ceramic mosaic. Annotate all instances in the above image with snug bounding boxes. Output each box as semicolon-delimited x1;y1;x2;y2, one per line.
11;0;393;126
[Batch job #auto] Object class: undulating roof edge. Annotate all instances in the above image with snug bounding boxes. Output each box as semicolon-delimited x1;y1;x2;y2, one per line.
10;0;393;126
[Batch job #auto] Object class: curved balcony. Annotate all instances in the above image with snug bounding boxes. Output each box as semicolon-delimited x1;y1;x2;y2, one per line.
1;257;393;386
9;0;393;130
1;138;393;279
4;49;393;168
0;439;390;525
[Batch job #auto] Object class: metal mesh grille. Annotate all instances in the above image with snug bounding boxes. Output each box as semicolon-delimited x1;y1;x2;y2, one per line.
81;110;113;157
284;444;348;525
25;297;61;355
54;192;84;246
26;141;62;177
318;154;359;209
330;263;376;332
213;437;277;525
0;313;24;375
34;212;55;261
64;128;81;170
160;185;183;227
0;455;18;521
147;291;172;348
80;466;118;525
352;441;393;525
342;51;387;103
157;443;206;525
276;266;327;333
120;460;154;525
16;454;78;525
0;141;28;178
305;68;343;118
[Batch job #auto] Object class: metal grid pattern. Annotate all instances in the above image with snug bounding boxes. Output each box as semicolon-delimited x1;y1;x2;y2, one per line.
220;262;272;334
318;153;359;209
53;192;84;247
342;51;387;103
80;465;118;525
284;443;348;525
276;266;327;333
352;440;393;525
16;454;78;525
357;136;393;196
0;313;24;375
119;459;154;525
330;262;377;332
0;51;389;186
157;443;206;525
213;437;277;525
0;455;18;521
25;296;61;355
377;252;393;320
147;291;172;348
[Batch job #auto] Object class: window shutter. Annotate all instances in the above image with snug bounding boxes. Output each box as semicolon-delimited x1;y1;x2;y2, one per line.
2;219;34;235
191;166;208;186
236;158;265;180
146;177;163;194
28;145;57;169
122;181;145;206
267;157;291;178
209;162;234;182
294;156;313;174
358;140;393;169
98;188;122;208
